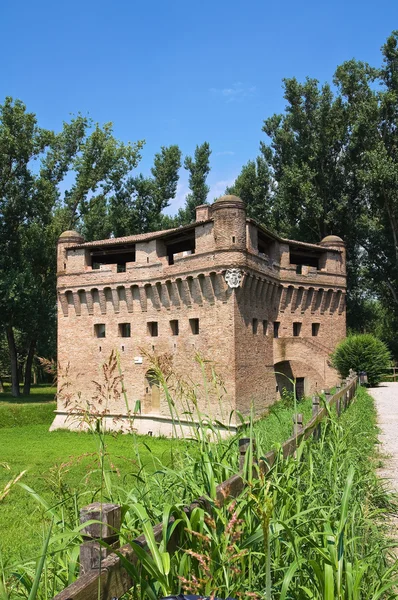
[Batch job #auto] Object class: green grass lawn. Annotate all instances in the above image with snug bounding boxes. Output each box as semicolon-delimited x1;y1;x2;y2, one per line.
0;385;311;566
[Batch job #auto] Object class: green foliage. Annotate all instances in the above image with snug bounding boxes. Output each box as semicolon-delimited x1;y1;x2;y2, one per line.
332;334;391;385
0;381;396;599
226;156;274;226
228;31;398;344
110;145;182;237
178;142;211;224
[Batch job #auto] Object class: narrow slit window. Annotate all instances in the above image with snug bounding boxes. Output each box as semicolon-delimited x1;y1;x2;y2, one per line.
147;322;158;337
273;322;280;338
189;318;199;335
263;320;268;335
252;318;258;334
170;320;179;336
119;323;131;337
293;322;302;337
94;324;106;338
312;323;320;337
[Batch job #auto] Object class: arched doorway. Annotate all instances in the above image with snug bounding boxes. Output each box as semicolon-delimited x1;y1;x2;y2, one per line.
144;370;160;413
274;360;324;399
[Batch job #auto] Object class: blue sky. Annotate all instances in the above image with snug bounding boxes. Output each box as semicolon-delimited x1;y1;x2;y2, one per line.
1;0;397;214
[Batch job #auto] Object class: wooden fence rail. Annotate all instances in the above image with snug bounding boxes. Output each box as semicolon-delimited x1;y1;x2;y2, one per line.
383;366;398;382
53;372;359;600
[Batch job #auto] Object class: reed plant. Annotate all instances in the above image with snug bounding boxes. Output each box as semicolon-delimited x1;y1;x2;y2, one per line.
0;355;396;600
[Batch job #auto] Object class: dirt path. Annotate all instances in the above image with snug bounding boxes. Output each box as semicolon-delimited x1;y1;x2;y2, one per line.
369;382;398;490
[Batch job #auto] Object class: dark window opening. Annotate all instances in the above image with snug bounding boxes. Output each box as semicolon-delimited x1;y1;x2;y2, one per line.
90;246;135;270
252;318;258;334
232;236;235;243
290;249;319;270
293;322;302;337
296;377;305;400
119;323;131;337
263;320;268;335
94;324;106;338
312;323;320;337
190;318;199;335
273;322;280;338
165;232;196;265
258;231;274;257
170;320;179;336
147;322;158;337
296;265;302;275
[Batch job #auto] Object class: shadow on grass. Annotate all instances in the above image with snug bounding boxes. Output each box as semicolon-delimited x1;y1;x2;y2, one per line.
0;384;56;404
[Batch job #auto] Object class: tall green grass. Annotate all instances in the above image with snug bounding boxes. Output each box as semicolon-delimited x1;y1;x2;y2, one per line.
1;384;396;599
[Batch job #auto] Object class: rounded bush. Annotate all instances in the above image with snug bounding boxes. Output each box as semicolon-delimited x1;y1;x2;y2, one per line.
331;334;391;386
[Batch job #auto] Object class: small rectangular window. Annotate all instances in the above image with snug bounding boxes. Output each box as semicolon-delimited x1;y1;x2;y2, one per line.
296;377;305;400
293;322;302;337
170;319;179;336
189;318;199;335
147;321;158;337
273;322;280;338
252;318;258;334
94;324;106;338
119;323;131;337
117;263;126;273
312;323;320;336
296;265;302;275
263;320;268;335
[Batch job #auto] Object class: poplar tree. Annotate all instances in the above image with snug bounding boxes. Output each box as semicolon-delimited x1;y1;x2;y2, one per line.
178;142;211;224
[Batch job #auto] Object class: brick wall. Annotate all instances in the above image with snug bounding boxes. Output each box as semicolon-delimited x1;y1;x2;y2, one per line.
53;196;347;434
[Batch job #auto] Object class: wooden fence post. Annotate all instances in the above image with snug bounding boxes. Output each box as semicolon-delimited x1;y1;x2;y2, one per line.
79;502;121;575
239;437;256;471
324;391;331;404
312;396;321;440
336;384;342;415
293;413;303;436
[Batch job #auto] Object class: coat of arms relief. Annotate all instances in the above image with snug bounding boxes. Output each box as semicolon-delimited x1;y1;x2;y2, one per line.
224;268;243;288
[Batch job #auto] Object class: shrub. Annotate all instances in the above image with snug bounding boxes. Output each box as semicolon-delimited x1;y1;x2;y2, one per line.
331;333;391;386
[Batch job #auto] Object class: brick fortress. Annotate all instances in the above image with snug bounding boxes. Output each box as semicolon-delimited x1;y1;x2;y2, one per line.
52;195;346;435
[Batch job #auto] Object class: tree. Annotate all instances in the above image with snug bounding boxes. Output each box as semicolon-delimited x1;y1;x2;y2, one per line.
0;98;53;396
109;145;182;238
228;32;398;339
0;98;144;396
226;156;274;226
178;142;211;224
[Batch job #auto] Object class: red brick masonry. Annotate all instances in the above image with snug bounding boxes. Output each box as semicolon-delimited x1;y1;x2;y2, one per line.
52;195;346;435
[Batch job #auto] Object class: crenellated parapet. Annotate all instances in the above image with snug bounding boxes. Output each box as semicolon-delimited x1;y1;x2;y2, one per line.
58;271;231;317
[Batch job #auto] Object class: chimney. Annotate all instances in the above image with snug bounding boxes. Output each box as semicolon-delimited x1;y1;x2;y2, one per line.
195;204;211;222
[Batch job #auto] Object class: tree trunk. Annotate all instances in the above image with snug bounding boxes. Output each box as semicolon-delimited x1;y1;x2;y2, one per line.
0;374;4;393
23;339;36;396
6;325;19;397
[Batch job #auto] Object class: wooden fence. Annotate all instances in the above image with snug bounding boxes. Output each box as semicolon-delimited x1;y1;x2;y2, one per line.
383;366;398;382
53;372;359;600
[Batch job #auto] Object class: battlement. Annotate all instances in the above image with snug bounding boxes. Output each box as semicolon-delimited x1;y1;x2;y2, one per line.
58;199;345;289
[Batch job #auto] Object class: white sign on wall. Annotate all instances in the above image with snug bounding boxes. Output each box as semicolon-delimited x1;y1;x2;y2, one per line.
134;356;143;364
